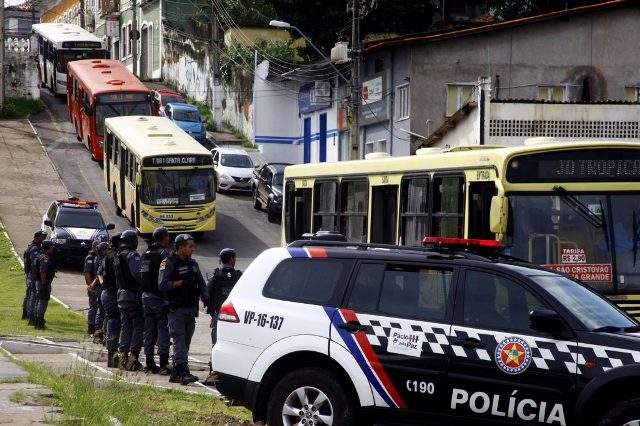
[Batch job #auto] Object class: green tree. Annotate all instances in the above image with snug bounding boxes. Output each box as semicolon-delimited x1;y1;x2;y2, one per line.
487;0;612;20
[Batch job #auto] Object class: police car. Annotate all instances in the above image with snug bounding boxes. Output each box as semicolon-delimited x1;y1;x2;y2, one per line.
212;237;640;426
41;198;115;261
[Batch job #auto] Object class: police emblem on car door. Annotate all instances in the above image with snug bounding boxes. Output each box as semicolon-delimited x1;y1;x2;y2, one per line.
328;262;456;416
448;269;578;425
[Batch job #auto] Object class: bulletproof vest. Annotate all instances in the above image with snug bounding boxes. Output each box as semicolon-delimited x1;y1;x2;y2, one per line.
103;252;118;291
84;253;96;281
140;243;165;295
114;247;141;293
210;267;242;313
24;243;39;275
33;252;55;283
165;255;199;308
30;250;40;279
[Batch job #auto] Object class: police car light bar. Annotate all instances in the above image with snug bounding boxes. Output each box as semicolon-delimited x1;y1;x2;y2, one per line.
56;199;98;206
422;237;502;249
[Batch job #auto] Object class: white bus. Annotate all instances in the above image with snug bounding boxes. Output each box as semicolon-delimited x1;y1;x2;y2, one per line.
32;23;107;96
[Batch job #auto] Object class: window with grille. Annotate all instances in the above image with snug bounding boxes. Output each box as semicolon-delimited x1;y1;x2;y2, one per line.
624;87;640;102
395;84;410;121
538;85;566;102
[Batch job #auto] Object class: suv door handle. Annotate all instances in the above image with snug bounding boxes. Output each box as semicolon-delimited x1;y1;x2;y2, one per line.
337;322;367;333
452;338;485;349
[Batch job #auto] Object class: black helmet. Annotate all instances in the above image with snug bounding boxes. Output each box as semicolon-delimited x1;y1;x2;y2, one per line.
92;239;101;249
110;232;122;247
41;240;56;250
97;242;110;251
174;234;194;245
121;230;138;241
152;226;169;240
219;248;236;261
33;230;47;238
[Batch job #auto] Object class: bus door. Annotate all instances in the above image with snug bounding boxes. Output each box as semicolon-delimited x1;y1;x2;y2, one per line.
120;144;128;210
369;175;400;245
467;178;497;240
284;180;312;243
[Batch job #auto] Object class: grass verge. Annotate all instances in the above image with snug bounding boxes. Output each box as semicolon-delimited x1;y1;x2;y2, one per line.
0;97;44;119
0;226;85;339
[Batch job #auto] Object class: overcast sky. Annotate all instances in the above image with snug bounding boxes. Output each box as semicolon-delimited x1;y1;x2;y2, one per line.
4;0;27;6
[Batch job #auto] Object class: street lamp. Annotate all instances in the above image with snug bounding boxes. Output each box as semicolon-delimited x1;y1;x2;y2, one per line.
268;20;349;84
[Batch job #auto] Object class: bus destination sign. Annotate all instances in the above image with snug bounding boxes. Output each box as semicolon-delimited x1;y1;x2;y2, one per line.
97;92;148;104
62;41;103;49
144;155;213;167
507;149;640;183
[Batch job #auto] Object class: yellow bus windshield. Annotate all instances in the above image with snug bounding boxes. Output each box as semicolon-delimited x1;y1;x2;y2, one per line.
141;169;215;206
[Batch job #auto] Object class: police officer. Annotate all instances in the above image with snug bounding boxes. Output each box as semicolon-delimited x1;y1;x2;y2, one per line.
84;240;101;337
159;234;208;385
203;248;242;385
114;230;144;371
23;230;46;322
34;240;57;330
140;227;172;374
99;233;121;367
92;240;109;344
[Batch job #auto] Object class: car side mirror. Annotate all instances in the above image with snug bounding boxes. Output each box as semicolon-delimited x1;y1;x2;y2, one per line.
530;309;564;337
106;223;115;230
254;164;260;169
44;220;53;227
213;160;218;166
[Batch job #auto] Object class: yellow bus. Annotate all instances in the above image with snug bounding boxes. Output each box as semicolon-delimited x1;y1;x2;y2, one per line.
283;140;640;315
104;116;216;234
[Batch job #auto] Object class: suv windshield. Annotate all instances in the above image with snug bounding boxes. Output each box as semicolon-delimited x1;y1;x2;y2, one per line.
536;275;637;330
507;194;640;293
221;154;253;168
142;169;215;205
163;96;185;105
173;109;201;122
56;211;105;229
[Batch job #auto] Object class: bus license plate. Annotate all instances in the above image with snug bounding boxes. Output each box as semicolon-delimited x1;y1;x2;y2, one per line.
159;214;174;220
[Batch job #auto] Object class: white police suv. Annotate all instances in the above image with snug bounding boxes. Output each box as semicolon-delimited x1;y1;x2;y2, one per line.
212;237;640;426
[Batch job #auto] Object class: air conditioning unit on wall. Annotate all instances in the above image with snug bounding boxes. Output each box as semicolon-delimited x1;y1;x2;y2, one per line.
314;81;331;103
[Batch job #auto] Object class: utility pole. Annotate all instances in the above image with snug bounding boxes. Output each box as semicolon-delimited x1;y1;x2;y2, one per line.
349;0;361;160
80;0;85;28
132;0;137;75
211;0;222;130
0;0;4;114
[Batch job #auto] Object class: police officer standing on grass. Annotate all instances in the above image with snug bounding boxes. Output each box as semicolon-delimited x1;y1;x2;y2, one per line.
23;230;46;322
159;234;208;385
84;240;101;338
203;248;242;385
99;233;121;367
91;240;109;344
114;230;144;371
33;240;57;330
140;227;172;375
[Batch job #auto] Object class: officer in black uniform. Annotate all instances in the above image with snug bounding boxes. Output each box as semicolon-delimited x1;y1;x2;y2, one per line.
203;247;242;385
34;240;57;330
140;226;172;374
99;233;121;367
114;230;144;371
92;240;109;344
23;230;46;323
158;234;208;385
84;240;101;337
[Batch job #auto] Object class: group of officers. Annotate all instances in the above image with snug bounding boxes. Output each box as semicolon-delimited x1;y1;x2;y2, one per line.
22;227;242;386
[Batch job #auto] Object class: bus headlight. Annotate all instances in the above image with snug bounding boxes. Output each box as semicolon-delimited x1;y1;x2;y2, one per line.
196;208;215;223
141;210;164;224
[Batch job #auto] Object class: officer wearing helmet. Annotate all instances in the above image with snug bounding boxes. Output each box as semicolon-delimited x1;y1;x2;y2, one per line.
33;240;57;330
91;239;110;344
203;247;242;385
84;239;102;338
113;230;144;371
99;232;122;367
159;234;208;385
140;227;172;374
23;230;46;323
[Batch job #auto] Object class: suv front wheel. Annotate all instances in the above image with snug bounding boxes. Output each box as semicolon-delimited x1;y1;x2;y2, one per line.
267;368;354;426
599;398;640;426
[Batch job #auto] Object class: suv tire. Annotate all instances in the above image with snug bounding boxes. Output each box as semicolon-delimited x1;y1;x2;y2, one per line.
253;190;262;210
267;368;354;426
599;398;640;426
267;201;278;223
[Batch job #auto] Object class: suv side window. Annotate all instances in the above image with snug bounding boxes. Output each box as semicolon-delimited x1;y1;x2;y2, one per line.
347;262;453;322
263;258;354;306
462;270;548;332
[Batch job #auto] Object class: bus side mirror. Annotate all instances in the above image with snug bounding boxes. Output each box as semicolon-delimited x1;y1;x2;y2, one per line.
489;195;508;234
135;172;142;186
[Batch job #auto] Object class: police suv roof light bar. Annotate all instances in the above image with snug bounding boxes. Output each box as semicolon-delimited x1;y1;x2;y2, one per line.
56;198;98;207
422;237;502;252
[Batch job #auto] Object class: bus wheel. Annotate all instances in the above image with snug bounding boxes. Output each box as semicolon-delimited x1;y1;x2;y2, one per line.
89;139;97;161
75;120;81;141
113;188;122;216
130;206;136;227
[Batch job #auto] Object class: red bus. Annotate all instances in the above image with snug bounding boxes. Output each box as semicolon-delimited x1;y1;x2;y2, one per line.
67;59;152;161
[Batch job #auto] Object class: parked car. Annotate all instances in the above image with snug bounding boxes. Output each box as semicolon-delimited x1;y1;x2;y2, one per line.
252;163;290;223
41;197;114;262
211;147;254;192
164;103;207;144
212;236;640;426
151;89;187;116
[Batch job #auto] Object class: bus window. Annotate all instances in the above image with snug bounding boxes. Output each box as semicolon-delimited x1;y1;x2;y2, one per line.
113;137;119;166
401;176;429;246
370;185;398;244
313;181;338;233
432;175;464;238
284;181;312;243
340;179;368;242
468;181;496;240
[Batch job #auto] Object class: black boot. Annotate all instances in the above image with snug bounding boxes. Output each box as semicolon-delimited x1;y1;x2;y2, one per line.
158;354;171;376
36;317;46;330
181;364;198;385
127;352;143;372
107;350;114;368
28;314;36;326
22;308;28;320
169;364;184;383
145;354;160;374
88;324;95;337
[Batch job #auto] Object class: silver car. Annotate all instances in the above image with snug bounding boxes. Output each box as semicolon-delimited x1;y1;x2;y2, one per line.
211;147;254;192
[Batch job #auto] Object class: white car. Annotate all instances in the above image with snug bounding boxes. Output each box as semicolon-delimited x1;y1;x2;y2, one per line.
211;147;254;192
